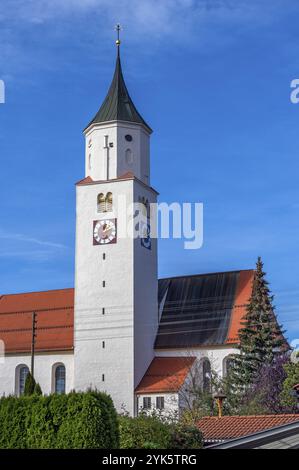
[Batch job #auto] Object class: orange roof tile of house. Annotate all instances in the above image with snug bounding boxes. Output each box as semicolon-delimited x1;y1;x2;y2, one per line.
135;356;196;394
197;415;299;443
0;288;74;353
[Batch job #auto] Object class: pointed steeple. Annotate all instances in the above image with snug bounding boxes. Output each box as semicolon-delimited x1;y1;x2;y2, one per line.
85;36;152;133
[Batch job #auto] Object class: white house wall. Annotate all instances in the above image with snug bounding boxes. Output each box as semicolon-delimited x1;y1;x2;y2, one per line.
137;393;179;419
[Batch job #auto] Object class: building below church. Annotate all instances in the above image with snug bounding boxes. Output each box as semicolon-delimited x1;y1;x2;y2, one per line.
0;39;272;417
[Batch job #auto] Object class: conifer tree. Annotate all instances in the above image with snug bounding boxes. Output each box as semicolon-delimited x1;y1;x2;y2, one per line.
24;372;36;396
33;382;42;396
230;257;286;394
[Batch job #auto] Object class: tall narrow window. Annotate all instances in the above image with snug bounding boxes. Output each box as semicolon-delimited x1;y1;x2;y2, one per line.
143;397;151;410
19;366;29;396
97;193;106;212
202;358;211;393
125;148;133;165
106;192;113;212
223;356;234;377
55;365;66;394
156;396;164;410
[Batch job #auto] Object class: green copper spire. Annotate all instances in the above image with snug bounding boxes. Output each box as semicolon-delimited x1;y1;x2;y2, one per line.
85;26;152;133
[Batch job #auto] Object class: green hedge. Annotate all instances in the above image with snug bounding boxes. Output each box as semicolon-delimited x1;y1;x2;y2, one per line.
0;391;119;449
119;415;203;449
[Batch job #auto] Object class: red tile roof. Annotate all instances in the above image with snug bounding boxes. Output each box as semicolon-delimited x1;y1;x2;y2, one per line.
76;172;135;186
0;289;74;353
226;270;254;344
76;176;93;185
135;356;196;394
0;270;256;354
197;415;299;442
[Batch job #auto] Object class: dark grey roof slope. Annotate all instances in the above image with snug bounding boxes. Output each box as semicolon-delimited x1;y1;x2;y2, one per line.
85;50;152;132
155;271;240;349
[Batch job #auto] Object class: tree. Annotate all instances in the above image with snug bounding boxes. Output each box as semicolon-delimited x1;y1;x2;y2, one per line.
24;372;36;396
280;361;299;412
34;382;42;396
230;257;286;395
240;354;290;414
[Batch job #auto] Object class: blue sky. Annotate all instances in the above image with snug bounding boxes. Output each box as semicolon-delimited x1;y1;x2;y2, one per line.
0;0;299;344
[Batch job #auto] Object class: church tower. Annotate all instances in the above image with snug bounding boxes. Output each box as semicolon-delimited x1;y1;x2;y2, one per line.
74;33;158;415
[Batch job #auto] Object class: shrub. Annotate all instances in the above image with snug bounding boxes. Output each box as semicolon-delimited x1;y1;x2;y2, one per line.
119;414;172;449
169;424;203;449
119;415;203;449
0;391;119;449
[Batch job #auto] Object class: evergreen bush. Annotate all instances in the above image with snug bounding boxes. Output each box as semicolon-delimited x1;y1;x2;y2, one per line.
119;415;203;449
0;391;119;449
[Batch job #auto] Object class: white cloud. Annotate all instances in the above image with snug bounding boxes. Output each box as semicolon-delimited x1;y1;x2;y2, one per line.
0;0;293;40
1;0;295;80
0;230;66;249
0;250;57;261
0;229;67;261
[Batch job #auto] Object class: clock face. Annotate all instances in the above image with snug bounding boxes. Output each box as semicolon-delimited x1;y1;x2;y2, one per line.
140;222;151;250
93;219;117;245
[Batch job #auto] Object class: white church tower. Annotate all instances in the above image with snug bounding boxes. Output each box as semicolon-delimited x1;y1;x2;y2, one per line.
74;32;158;415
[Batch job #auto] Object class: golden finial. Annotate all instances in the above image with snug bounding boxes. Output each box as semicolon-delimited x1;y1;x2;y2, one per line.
115;23;122;47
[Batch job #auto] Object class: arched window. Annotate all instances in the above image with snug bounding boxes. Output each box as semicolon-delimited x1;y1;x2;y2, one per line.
17;365;29;396
55;365;66;394
202;358;211;393
125;148;133;165
106;192;113;212
97;193;106;212
223;356;234;378
97;193;113;213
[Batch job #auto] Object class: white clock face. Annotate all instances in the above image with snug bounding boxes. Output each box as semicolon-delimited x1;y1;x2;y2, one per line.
93;219;117;245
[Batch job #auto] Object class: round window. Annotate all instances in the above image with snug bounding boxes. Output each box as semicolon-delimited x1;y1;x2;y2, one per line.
125;134;133;142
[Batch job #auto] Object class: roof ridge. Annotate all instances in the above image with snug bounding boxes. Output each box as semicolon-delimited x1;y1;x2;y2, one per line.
159;269;254;281
1;287;74;297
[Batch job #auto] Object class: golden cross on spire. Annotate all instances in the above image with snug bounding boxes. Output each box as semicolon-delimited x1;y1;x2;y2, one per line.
115;23;122;47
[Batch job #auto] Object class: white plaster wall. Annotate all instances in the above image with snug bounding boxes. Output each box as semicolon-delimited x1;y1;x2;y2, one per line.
0;352;74;396
137;393;179;419
84;122;150;184
155;346;239;378
74;178;135;414
74;176;158;416
133;181;158;392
